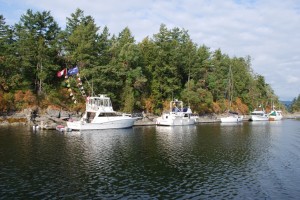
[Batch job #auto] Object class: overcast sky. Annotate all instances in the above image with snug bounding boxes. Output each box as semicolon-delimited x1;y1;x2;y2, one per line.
1;0;300;101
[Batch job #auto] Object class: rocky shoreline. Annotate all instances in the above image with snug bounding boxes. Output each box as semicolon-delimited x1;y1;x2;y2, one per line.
0;107;79;129
1;108;300;130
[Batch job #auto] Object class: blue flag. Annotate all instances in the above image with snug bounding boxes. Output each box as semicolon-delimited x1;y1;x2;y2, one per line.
68;66;79;76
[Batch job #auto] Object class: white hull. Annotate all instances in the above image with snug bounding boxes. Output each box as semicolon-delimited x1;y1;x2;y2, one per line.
250;115;269;121
156;117;195;126
269;115;283;121
221;115;243;123
67;118;136;130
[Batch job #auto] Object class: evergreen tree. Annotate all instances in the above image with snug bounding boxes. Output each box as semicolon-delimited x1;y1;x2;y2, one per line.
65;8;100;67
0;15;18;92
14;10;61;95
291;94;300;113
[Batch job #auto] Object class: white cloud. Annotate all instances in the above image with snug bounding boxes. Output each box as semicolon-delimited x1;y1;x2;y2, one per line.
1;0;300;100
286;76;299;83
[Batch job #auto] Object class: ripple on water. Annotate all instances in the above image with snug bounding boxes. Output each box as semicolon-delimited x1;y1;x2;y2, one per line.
1;121;300;198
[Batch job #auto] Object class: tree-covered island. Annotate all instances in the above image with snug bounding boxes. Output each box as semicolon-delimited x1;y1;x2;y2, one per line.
1;8;299;117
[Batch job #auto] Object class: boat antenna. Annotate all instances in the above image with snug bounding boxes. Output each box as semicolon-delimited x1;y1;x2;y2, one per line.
92;77;94;96
188;64;190;106
187;51;192;107
229;65;233;109
82;75;95;96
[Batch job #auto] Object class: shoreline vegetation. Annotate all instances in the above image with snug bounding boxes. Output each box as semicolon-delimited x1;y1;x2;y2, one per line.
1;10;300;119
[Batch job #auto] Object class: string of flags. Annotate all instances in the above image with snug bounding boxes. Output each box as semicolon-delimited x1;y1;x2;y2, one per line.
57;66;86;104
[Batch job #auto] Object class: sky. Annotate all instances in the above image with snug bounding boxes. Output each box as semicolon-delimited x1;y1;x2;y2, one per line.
1;0;300;101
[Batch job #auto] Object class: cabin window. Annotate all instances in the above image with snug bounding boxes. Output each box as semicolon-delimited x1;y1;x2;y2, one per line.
98;113;117;117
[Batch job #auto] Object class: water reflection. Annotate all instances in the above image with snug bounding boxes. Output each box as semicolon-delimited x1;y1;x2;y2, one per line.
156;125;197;134
155;123;269;199
220;122;244;126
1;120;300;199
155;125;197;171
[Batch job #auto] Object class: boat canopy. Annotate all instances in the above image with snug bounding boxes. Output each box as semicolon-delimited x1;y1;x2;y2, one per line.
86;94;113;111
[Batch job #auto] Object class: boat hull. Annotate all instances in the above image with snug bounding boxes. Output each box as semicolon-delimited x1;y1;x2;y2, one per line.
269;116;283;121
67;118;136;130
221;116;243;123
156;117;195;126
250;115;269;121
250;110;269;121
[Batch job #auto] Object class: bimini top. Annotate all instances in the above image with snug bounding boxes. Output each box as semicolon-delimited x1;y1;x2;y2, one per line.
169;99;192;114
86;94;113;112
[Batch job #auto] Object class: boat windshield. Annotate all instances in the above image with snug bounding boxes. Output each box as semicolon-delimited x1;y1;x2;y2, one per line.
251;112;263;116
229;111;238;115
170;100;183;112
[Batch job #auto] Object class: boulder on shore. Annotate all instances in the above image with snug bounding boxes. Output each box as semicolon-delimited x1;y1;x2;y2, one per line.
0;107;81;130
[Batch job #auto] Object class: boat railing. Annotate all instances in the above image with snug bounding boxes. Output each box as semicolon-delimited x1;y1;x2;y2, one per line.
86;95;113;111
86;104;114;111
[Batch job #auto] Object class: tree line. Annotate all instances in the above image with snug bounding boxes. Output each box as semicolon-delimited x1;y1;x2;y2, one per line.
0;8;293;115
291;95;300;113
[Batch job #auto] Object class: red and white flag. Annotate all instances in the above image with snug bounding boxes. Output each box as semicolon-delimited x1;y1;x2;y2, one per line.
57;68;66;77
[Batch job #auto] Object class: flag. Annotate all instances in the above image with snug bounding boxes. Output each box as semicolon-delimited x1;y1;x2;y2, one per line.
57;68;66;77
67;66;79;76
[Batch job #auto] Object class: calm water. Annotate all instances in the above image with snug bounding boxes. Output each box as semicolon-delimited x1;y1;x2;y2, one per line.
1;119;300;199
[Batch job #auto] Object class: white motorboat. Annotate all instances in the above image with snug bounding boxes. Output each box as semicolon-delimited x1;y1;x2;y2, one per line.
220;111;243;123
156;99;196;126
269;109;283;121
250;109;269;121
67;94;138;130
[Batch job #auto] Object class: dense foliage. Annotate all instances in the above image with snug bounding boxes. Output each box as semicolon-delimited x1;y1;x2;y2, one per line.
0;9;286;115
291;95;300;113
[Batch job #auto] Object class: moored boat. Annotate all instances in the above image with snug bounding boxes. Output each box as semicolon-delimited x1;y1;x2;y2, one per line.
156;99;196;126
250;107;269;121
67;94;138;130
220;111;243;123
269;109;283;121
268;103;283;121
